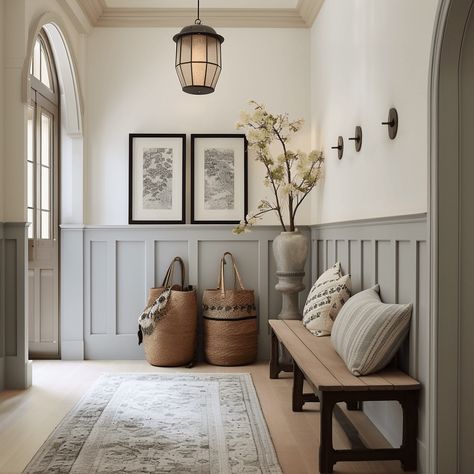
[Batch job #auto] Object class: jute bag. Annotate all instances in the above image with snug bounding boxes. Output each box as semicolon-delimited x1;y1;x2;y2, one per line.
138;257;197;367
203;252;258;366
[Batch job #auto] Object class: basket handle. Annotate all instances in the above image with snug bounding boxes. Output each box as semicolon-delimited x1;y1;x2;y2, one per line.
162;256;185;288
218;252;245;294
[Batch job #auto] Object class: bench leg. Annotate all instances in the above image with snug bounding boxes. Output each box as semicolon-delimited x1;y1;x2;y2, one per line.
319;391;336;473
292;362;305;412
270;329;281;379
400;391;419;471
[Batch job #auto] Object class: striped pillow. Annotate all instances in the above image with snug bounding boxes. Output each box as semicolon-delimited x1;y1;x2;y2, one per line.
303;263;352;337
331;285;412;376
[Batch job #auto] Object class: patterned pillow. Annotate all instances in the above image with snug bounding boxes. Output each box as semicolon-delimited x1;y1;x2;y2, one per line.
331;285;412;376
302;263;352;337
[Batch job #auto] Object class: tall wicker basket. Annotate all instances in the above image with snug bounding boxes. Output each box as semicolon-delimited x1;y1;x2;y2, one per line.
203;252;258;366
140;257;197;367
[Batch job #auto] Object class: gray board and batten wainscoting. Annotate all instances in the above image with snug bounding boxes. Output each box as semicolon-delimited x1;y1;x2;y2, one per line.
311;212;429;471
60;225;312;361
60;214;427;367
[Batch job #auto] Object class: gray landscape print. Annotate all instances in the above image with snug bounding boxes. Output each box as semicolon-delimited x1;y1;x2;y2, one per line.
142;148;173;209
204;148;235;210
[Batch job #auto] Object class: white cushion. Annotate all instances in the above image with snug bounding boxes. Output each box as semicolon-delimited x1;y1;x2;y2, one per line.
302;263;352;336
331;285;412;376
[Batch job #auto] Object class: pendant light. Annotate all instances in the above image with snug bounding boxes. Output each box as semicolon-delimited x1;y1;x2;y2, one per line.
173;0;224;95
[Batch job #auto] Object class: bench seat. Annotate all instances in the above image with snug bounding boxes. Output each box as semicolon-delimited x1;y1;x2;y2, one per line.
269;319;421;473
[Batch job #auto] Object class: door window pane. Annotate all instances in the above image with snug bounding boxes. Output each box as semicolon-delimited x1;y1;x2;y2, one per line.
28;162;34;208
41;166;50;210
33;40;41;80
41;210;50;239
41;113;50;166
27;209;34;239
40;43;51;89
27;107;34;162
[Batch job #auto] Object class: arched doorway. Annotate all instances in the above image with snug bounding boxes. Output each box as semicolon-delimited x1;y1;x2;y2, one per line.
27;29;60;357
23;16;84;362
430;0;474;471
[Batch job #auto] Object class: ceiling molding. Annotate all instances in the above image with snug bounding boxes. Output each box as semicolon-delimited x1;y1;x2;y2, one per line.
297;0;324;27
76;0;323;28
58;0;95;34
77;0;104;26
97;8;306;28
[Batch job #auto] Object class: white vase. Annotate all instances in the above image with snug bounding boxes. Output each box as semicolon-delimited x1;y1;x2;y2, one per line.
273;230;309;368
273;230;309;319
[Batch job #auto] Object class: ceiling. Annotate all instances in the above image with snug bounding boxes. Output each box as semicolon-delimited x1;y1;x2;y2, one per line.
73;0;324;29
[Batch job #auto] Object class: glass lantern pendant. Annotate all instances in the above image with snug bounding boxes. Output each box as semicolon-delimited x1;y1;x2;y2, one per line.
173;0;224;95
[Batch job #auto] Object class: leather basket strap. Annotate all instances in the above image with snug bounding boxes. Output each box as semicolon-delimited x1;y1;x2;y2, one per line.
218;252;245;294
162;256;185;288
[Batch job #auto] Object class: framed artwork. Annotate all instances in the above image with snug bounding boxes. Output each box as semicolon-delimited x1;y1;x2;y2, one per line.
129;134;186;224
191;134;248;224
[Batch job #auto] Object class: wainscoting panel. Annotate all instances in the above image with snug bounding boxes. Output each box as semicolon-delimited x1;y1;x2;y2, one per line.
116;241;146;336
90;241;108;336
1;223;31;389
5;239;17;357
311;213;428;471
62;225;311;361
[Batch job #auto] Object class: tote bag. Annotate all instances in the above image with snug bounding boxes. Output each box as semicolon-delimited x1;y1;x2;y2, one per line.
138;257;197;367
202;252;257;366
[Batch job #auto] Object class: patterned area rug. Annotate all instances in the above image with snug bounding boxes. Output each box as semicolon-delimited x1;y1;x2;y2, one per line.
24;373;282;473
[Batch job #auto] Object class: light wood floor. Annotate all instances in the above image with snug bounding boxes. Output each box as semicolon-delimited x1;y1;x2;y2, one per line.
0;361;408;474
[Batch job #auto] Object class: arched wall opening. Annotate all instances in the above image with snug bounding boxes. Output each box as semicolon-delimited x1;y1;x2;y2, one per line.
430;0;474;471
22;14;85;362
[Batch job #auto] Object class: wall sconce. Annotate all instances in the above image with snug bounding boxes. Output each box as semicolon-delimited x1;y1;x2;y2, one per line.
331;136;344;160
348;126;363;152
382;108;398;139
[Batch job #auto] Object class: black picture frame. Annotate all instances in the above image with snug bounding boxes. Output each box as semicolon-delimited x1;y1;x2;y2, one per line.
129;133;186;224
191;134;248;224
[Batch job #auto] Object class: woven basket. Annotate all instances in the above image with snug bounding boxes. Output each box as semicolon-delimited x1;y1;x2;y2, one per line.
142;257;197;367
203;252;257;366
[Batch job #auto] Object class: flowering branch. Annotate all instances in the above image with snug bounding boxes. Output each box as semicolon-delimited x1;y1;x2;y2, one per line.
233;101;324;235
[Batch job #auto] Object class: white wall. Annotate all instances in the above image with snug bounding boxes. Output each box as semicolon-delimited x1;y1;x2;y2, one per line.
310;0;438;224
85;27;311;225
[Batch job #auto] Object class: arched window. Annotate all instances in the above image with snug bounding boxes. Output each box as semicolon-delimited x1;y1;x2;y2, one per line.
27;30;58;240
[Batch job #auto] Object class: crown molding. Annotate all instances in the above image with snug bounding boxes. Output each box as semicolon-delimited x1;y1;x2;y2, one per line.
297;0;324;27
76;0;324;28
58;0;95;34
77;0;105;26
96;8;306;28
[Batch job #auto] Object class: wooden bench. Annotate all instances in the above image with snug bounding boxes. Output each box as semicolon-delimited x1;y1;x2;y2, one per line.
269;319;420;473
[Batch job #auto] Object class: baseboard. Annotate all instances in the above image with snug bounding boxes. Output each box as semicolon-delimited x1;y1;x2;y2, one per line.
418;439;427;473
61;340;84;360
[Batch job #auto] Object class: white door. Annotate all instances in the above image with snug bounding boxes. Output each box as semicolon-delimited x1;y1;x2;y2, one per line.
27;33;59;358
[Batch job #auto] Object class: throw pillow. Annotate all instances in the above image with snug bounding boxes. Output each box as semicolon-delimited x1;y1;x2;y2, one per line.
331;285;412;376
302;262;352;336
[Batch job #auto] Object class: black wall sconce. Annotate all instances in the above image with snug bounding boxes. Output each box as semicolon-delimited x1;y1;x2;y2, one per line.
348;126;363;152
331;136;344;160
382;108;398;139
